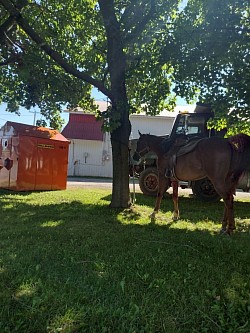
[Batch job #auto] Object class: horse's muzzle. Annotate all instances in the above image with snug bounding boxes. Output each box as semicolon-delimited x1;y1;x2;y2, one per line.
132;151;141;162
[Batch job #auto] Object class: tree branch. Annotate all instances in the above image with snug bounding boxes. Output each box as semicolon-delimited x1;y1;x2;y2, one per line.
122;0;156;45
0;0;113;99
0;0;29;44
0;53;22;66
98;0;126;90
0;15;15;44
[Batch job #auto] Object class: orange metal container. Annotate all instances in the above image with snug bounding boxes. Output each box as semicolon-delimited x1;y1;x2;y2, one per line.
0;121;69;191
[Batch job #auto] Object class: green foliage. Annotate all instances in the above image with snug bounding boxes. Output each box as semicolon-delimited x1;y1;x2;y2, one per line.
96;105;121;132
161;0;250;134
0;188;249;332
0;0;249;133
0;0;182;130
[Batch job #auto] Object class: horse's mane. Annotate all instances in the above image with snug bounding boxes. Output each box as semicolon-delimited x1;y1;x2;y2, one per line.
146;134;165;144
228;133;250;153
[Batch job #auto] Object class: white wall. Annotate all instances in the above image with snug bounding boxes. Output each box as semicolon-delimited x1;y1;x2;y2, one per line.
67;133;113;177
130;114;175;139
67;115;175;178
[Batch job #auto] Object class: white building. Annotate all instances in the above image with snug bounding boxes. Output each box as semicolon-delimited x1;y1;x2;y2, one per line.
62;102;192;178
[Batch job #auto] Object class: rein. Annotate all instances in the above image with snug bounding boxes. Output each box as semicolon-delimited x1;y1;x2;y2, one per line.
136;145;150;158
135;134;151;158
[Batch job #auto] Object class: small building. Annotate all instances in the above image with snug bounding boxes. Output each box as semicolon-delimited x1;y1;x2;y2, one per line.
62;113;112;177
62;102;178;178
0;121;69;191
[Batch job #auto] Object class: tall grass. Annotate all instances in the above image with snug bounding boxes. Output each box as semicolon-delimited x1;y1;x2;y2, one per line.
0;188;249;333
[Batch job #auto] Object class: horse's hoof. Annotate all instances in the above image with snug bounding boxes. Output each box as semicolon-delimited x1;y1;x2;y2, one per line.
172;216;179;221
219;228;227;235
149;213;156;223
219;228;231;236
227;229;234;236
220;227;226;234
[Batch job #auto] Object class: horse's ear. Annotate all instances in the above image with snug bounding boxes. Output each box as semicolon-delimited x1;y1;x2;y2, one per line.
138;130;142;136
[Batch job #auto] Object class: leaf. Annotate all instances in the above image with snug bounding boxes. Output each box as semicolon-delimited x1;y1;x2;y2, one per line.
120;277;126;293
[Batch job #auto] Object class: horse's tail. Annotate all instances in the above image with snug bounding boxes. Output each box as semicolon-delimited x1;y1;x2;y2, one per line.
228;133;250;153
228;134;250;182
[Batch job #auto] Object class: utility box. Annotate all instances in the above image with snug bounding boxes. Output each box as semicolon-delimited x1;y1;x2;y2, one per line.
0;121;69;191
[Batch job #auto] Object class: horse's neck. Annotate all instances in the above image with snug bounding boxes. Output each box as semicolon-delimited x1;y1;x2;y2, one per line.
148;135;164;155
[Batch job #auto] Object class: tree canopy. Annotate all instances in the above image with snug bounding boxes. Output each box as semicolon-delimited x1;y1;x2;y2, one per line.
0;0;180;129
162;0;250;134
1;0;248;132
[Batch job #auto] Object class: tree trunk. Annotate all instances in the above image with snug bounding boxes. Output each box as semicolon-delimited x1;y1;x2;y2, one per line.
110;137;131;208
110;103;131;208
99;0;131;208
108;58;131;208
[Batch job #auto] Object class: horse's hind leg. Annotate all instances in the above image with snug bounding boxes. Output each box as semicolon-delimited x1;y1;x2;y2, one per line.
220;193;235;235
225;192;235;234
225;174;244;233
172;181;180;221
213;180;236;234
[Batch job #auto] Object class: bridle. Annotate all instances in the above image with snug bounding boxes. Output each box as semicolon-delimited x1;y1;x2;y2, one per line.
135;145;150;158
133;135;151;160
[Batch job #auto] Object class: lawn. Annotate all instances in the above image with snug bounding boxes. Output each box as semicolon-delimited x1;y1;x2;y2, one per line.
0;188;249;333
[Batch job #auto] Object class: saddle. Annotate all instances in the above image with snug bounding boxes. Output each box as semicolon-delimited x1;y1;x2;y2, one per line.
165;137;205;178
176;137;204;157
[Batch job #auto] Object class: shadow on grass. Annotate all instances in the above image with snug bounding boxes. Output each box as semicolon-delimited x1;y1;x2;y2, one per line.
102;192;250;226
0;189;249;333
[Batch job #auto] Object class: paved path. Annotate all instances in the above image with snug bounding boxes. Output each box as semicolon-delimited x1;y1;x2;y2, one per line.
66;177;250;200
67;177;117;189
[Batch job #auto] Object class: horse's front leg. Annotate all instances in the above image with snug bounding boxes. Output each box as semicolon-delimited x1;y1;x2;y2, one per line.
150;173;169;222
172;181;180;221
220;205;228;234
225;193;235;235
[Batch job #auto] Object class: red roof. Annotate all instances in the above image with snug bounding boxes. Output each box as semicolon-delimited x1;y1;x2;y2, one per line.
3;121;69;141
62;114;103;141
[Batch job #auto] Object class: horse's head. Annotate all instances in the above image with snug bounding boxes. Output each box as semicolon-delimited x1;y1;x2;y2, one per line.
132;132;150;162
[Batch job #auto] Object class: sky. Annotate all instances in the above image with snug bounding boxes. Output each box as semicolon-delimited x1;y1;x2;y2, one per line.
0;87;194;130
0;88;105;129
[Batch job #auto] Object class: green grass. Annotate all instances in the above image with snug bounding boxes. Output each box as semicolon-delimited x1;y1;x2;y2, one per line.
0;188;249;333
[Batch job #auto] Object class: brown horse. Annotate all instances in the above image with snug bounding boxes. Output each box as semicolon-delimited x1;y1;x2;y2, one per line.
133;133;250;234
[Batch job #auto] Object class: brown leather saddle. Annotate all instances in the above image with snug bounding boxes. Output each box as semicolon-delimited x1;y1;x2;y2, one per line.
166;138;205;178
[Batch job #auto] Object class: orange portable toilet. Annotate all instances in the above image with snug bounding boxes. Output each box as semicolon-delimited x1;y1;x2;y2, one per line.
0;121;69;191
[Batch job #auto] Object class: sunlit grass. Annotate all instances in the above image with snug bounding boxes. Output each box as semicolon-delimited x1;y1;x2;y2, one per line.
0;188;249;333
15;281;38;298
41;221;64;228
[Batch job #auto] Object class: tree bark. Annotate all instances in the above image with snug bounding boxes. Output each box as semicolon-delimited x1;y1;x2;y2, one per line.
99;0;131;207
110;119;131;208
